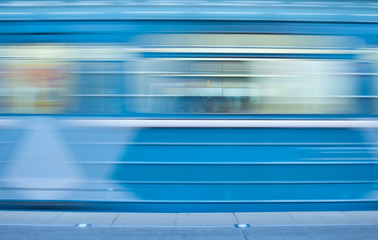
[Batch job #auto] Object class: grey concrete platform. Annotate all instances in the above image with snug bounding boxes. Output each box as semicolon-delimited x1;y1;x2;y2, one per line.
0;211;376;227
0;223;378;240
0;211;376;240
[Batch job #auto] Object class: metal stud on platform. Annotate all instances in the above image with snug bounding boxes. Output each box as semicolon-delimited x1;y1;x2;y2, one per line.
234;223;251;228
75;223;91;228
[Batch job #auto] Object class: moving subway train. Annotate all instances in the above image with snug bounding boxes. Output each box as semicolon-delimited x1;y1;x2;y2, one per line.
0;0;378;212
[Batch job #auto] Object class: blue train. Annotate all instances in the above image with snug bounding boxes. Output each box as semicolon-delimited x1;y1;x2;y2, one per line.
0;0;378;212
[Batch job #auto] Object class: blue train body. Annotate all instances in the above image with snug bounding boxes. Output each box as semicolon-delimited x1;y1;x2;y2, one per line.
0;0;378;212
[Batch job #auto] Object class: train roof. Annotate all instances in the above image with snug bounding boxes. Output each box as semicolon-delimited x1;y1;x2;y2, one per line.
0;0;377;23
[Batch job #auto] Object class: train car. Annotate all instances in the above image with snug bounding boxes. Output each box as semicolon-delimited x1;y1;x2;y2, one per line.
0;0;378;212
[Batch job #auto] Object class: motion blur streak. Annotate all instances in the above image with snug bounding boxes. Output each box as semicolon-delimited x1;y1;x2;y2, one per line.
0;0;378;212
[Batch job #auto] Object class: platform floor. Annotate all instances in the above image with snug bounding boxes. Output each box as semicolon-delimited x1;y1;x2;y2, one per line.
0;211;377;239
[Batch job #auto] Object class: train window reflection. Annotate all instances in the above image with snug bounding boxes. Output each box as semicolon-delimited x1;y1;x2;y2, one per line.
133;58;357;114
74;61;124;114
0;44;125;114
0;45;72;114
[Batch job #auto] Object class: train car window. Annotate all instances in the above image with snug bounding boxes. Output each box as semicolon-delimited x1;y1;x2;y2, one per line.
67;45;125;115
129;34;359;115
73;61;124;114
0;45;73;114
131;59;357;114
0;44;126;115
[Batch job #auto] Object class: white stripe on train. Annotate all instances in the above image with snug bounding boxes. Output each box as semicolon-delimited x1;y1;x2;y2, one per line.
62;119;378;128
